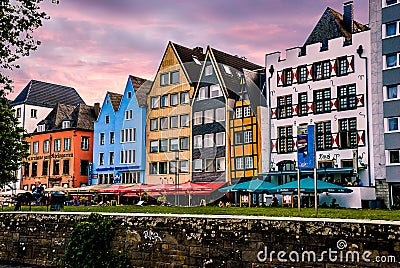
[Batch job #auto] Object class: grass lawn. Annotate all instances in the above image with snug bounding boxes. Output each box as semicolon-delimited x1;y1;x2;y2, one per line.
1;205;400;221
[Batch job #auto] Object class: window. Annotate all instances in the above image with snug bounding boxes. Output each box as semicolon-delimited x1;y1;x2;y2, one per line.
313;60;330;80
180;114;189;127
160;139;168;152
37;124;45;132
109;152;114;165
298;65;307;83
120;128;136;142
234;131;243;144
180;137;189;150
385;22;397;37
63;159;70;175
170;116;178;128
339;118;357;149
198;86;208;100
171;71;179;84
235;157;244;170
386;0;398;6
150;163;158;174
32;162;38;176
53;160;60;175
150;118;158;131
388;118;399;131
205;159;214;172
150;140;158;153
62;121;70;129
81;137;89;150
244;130;252;143
170;138;179;151
16;108;21;118
205;65;213;76
223;64;232;75
298;93;308;116
99;153;104;165
314;89;331;114
161;95;168;107
33;141;39;154
283;68;292;86
120;150;135;164
170;93;179;106
54;139;61;152
100;133;105;145
23;163;29;177
337;57;348;76
216;157;225;171
194;111;202;125
193;159;203;172
316;121;332;150
389;151;400;164
64;138;71;151
169;161;177;174
160;73;169;86
215;107;225;122
277;126;293;153
159;162;167;174
31;109;37;118
110;132;115;144
235;107;242;119
194;135;202;148
338;84;357;111
160;117;168;130
216;132;225;146
210;84;222;98
277;95;292;119
204;109;214;124
42;161;48;176
387;85;399;99
105;115;110;124
179;160;189;173
386;54;398;68
43;140;49;153
180;92;189;104
80;160;89;176
127;91;132;98
204;134;214;148
125;110;133;120
244;106;251;117
151;97;159;109
245;157;254;169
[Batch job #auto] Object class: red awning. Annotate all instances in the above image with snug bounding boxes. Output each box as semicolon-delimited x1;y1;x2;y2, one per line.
97;184;132;193
119;184;150;193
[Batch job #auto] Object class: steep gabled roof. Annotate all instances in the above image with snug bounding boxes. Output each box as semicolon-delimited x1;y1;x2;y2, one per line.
37;103;96;132
107;92;123;112
128;75;153;108
304;7;369;46
171;42;205;84
10;80;85;107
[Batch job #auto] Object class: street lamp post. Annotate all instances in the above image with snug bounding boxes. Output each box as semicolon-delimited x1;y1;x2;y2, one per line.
175;152;179;206
48;135;52;187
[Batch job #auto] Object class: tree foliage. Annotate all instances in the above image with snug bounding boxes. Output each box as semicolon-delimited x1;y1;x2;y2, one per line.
0;97;29;186
0;0;48;96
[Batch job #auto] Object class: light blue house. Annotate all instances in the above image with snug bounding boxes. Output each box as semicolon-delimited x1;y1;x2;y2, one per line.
92;76;151;185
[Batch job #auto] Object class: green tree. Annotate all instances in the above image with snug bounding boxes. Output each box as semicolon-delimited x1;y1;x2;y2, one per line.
1;0;48;95
0;97;29;186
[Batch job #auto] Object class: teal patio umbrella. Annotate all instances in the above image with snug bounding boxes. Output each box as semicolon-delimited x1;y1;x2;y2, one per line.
218;180;276;193
270;178;353;194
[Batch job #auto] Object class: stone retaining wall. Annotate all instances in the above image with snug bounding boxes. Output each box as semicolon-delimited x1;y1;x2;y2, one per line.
1;212;400;267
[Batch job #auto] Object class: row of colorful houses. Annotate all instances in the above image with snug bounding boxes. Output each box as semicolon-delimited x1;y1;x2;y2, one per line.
10;1;400;208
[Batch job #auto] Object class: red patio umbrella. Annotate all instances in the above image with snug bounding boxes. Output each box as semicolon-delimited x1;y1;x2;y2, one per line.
97;184;131;193
119;184;150;193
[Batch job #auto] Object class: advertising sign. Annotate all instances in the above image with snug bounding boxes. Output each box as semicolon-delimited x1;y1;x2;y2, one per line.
297;125;315;170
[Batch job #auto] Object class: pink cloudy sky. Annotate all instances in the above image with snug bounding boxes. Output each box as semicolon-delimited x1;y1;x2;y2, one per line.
7;0;368;105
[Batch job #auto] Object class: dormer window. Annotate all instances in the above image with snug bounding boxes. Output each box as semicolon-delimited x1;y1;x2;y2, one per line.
37;124;45;132
62;121;71;129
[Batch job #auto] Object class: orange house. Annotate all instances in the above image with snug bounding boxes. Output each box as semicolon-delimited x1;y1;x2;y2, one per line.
22;103;98;190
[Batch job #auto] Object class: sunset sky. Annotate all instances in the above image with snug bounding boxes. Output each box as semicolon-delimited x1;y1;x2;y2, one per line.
7;0;369;105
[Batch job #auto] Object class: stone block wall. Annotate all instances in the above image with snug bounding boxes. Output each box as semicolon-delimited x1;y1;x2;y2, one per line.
1;212;400;267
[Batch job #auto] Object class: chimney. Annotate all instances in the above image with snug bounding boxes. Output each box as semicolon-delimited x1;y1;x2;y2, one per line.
343;1;354;33
192;46;203;55
93;102;101;117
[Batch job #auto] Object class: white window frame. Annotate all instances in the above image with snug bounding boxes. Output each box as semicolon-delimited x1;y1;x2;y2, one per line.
387;150;400;165
64;138;71;151
210;84;222;98
205;65;213;76
54;139;61;152
81;137;89;150
193;159;203;172
31;109;37;118
33;141;39;154
205;159;214;172
37;124;45;132
204;134;214;148
194;111;202;125
216;157;225;171
244;106;251;117
384;53;400;69
179;160;189;173
235;107;242;119
194;135;203;149
125;110;133;120
62;121;70;129
245;156;254;169
215;107;225;122
198;87;208;100
223;64;232;75
216;132;225;146
204;109;214;124
160;73;169;86
244;130;253;144
235;157;244;170
384;84;399;101
383;21;399;38
386;117;400;132
43;140;49;153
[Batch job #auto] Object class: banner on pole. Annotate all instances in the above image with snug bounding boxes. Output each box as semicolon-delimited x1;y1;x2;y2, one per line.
297;125;315;170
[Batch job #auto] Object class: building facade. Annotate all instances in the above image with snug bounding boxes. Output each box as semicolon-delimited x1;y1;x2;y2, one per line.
145;42;204;185
265;2;376;208
370;0;400;207
92;76;150;185
22;104;97;189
